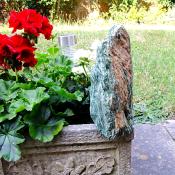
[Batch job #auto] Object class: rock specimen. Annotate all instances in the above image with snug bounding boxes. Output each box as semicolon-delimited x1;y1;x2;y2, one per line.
90;25;133;139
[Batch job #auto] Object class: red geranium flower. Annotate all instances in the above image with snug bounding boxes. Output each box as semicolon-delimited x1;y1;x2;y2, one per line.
20;9;43;37
40;16;53;40
0;34;37;71
16;46;37;67
11;35;37;67
8;9;53;40
8;11;23;33
0;34;15;69
0;9;53;72
11;34;34;48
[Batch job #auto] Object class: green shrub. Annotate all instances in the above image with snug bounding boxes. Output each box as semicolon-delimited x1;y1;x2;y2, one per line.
107;0;170;23
0;0;57;19
24;0;57;18
0;0;174;22
0;0;24;22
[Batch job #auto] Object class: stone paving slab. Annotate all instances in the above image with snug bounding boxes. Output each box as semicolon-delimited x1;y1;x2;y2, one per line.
132;122;175;175
163;120;175;141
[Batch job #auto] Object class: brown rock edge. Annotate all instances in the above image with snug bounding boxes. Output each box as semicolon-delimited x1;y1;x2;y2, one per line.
110;27;132;130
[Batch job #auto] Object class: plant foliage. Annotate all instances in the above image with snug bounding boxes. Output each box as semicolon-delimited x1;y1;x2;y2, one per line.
0;9;91;162
0;45;90;161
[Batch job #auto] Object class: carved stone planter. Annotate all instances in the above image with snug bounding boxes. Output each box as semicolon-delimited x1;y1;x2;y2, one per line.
0;124;133;175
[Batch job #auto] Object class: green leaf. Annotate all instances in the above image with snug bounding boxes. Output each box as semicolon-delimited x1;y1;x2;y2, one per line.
74;91;84;101
56;55;73;67
0;79;16;101
0;113;16;123
5;88;49;120
0;105;4;113
35;52;49;67
11;83;33;90
8;99;26;114
29;119;64;142
24;104;51;125
50;86;84;102
56;109;74;117
79;57;91;67
34;76;55;88
24;105;65;142
51;65;72;77
64;109;74;116
47;47;59;56
0;118;25;161
19;87;50;111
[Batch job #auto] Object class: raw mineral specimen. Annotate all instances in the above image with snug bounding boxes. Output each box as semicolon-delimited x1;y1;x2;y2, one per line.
90;25;133;139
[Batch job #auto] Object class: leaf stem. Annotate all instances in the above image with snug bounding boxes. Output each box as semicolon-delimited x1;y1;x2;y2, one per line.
82;64;88;77
82;64;89;83
15;69;18;82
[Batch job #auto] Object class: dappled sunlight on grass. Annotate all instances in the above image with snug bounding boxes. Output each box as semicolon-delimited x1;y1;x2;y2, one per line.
131;30;175;122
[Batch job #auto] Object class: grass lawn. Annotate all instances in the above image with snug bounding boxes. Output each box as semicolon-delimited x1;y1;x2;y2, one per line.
54;24;175;123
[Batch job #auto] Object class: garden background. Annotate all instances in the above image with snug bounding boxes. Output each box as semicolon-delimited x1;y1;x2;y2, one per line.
1;0;175;124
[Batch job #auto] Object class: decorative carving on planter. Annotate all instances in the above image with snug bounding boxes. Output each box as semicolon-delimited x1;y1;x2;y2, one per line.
4;156;115;175
84;156;115;175
90;25;133;139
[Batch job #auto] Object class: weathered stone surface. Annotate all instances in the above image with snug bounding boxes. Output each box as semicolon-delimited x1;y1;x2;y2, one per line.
132;124;175;175
163;120;175;140
90;25;133;139
1;124;132;175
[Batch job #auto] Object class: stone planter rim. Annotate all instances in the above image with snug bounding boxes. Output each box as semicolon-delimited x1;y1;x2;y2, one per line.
22;124;134;150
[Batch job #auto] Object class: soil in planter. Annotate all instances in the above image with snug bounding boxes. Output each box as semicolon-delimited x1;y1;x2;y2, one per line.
55;102;93;124
67;105;93;124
